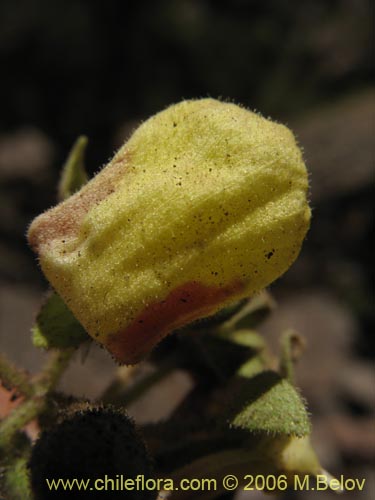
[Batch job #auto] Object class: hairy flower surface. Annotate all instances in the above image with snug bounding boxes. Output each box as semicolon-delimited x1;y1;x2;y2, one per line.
28;99;310;364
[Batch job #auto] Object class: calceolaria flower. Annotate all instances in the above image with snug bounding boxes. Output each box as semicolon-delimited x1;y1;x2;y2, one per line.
28;99;310;364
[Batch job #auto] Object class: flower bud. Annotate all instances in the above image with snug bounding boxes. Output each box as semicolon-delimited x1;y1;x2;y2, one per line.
29;406;155;499
28;99;310;364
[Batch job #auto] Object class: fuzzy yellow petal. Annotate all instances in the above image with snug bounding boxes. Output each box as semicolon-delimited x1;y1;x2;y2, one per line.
28;99;310;364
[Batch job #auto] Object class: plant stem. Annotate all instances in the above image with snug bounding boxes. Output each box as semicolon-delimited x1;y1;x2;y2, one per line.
0;348;75;456
279;329;305;384
32;347;75;395
0;397;44;451
0;353;32;397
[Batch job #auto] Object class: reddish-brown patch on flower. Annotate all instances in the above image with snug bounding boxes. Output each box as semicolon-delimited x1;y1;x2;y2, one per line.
27;150;131;253
107;280;244;364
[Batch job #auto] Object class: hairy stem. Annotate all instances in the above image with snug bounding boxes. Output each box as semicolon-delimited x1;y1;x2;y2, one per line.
0;353;32;397
0;348;75;456
0;398;44;451
32;348;75;395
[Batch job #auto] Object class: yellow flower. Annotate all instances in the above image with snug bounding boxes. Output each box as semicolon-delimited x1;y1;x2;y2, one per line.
28;99;310;364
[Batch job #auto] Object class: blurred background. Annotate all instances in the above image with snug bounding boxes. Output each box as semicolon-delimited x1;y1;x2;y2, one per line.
0;1;373;498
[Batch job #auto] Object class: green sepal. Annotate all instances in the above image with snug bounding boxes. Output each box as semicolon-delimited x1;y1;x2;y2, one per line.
32;291;89;349
237;356;266;378
220;329;266;350
58;135;89;201
211;329;267;378
228;370;311;437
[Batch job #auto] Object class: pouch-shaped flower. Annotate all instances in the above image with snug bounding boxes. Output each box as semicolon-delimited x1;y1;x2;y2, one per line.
28;99;310;364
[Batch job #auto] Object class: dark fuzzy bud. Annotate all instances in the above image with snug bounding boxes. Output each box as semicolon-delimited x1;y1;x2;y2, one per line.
29;406;155;499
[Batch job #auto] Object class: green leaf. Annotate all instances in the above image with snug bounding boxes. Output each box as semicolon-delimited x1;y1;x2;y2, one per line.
32;292;89;349
208;329;268;378
228;371;311;437
58;136;89;201
237;356;265;378
222;329;266;350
